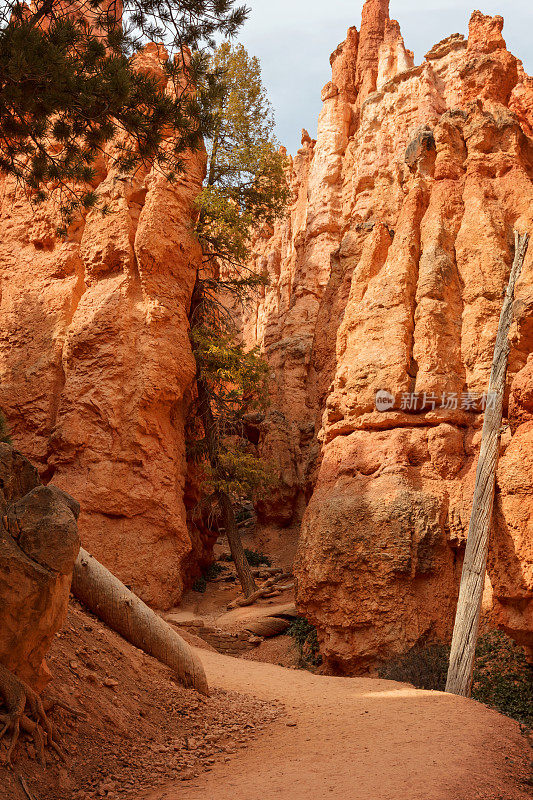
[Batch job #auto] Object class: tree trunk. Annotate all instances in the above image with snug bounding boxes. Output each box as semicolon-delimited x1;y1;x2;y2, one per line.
188;274;257;598
72;548;209;695
195;375;257;598
207;121;221;188
217;489;257;597
445;230;530;697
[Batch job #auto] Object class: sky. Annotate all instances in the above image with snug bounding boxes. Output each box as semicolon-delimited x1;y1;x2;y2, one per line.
235;0;533;154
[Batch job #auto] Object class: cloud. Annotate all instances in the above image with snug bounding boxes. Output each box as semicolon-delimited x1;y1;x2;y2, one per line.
237;0;532;154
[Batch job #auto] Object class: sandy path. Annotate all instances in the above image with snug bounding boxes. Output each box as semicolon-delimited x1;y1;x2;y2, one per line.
144;649;531;800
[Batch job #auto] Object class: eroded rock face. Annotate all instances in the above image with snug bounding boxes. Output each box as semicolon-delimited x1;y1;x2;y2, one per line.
244;1;533;670
0;444;80;689
0;46;206;608
255;411;300;527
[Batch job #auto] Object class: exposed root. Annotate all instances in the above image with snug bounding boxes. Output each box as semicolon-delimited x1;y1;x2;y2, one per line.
228;572;293;608
44;696;88;721
0;662;63;767
19;775;38;800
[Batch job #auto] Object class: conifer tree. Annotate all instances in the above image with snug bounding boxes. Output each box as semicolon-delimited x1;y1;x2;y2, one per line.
0;0;248;227
189;42;288;597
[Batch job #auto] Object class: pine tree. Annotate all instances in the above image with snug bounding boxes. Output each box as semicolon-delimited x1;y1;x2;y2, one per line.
189;293;270;597
189;43;288;597
198;42;288;266
0;0;248;227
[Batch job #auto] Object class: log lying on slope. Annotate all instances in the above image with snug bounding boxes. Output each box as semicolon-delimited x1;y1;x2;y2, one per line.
72;548;209;696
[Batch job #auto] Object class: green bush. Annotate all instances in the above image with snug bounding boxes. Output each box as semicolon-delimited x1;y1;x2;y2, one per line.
378;631;533;728
287;616;322;669
244;548;271;568
204;562;225;580
191;562;226;592
378;642;449;691
472;631;533;728
217;549;271;567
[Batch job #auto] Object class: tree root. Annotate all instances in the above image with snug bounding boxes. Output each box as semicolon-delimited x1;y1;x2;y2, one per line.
19;775;38;800
44;696;88;721
228;572;293;608
0;663;63;768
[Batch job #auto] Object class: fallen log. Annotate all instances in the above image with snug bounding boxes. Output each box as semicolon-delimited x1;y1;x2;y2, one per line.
274;582;295;593
72;548;208;695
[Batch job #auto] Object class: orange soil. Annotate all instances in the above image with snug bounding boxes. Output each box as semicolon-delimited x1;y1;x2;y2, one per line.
0;602;281;800
143;648;533;800
2;547;531;800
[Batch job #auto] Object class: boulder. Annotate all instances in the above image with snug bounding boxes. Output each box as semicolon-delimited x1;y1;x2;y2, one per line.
245;617;292;638
0;444;80;689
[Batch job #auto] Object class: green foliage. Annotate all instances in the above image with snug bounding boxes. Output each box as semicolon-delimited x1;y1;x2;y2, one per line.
378;631;533;727
188;41;286;521
472;631;533;728
189;320;272;499
194;433;270;497
196;42;289;268
217;549;270;567
191;576;207;593
189;306;269;497
287;616;322;669
191;561;226;591
0;410;11;444
378;643;450;692
0;0;248;227
215;442;270;496
243;549;271;567
191;325;269;422
204;561;225;580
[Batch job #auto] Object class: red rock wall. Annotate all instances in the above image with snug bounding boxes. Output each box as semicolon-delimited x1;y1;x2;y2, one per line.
0;46;206;609
244;2;533;671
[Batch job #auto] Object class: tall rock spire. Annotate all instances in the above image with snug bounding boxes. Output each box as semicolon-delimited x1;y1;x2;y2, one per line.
355;0;390;101
241;3;533;673
330;26;359;103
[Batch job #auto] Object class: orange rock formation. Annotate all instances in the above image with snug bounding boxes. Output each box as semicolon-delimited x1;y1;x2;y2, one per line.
244;2;533;671
0;444;80;689
0;46;206;609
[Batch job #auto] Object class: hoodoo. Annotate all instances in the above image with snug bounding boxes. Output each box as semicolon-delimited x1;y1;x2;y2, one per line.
0;0;531;670
242;0;533;673
0;0;532;796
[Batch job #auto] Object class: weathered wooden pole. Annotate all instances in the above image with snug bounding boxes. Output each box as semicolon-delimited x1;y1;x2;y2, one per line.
445;230;530;697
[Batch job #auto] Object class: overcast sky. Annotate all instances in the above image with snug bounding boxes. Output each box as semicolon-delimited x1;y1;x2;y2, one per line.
235;1;532;154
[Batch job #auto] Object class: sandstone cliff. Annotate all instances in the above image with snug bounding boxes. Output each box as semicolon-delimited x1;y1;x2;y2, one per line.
0;46;206;609
244;2;533;671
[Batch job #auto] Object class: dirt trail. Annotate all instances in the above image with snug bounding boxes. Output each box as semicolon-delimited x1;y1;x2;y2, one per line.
143;648;532;800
